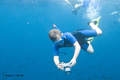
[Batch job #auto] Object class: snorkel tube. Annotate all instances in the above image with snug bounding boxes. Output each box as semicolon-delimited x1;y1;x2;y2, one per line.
53;24;64;46
53;24;63;34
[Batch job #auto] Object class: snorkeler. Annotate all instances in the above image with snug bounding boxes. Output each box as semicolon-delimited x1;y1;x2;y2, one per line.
48;16;102;71
65;0;83;15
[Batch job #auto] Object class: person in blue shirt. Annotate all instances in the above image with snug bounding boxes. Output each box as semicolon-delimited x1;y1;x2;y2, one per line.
48;17;102;70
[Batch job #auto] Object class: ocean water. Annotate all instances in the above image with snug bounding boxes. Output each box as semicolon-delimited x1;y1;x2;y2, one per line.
0;0;120;80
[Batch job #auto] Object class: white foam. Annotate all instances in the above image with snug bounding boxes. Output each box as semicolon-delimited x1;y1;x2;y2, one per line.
86;0;101;20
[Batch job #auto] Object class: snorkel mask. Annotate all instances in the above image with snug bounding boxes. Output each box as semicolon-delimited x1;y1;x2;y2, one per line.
54;37;64;46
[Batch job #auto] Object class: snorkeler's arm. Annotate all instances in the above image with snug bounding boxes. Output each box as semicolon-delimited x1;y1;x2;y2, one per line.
63;32;80;67
54;56;64;70
53;45;64;70
70;41;81;67
54;56;60;66
73;41;81;60
53;45;60;66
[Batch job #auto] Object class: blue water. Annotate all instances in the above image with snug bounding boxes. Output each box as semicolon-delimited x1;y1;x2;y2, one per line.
0;0;120;80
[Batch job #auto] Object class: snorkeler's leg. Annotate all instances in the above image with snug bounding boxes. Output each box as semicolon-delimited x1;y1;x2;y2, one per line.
74;4;82;12
89;22;102;36
86;42;94;54
72;3;83;15
89;16;102;36
75;0;83;8
74;0;83;11
65;0;73;6
80;41;94;54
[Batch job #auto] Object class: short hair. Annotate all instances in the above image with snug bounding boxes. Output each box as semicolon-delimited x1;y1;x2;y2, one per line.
48;29;61;41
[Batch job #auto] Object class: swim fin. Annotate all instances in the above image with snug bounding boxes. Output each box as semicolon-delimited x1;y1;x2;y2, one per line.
87;16;101;42
92;16;101;26
87;37;94;42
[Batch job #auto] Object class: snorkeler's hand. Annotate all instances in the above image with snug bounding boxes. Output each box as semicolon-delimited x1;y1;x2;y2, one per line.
57;62;64;70
69;59;76;67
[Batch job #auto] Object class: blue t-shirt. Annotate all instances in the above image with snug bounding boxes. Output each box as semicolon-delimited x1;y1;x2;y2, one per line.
53;30;97;56
53;32;77;56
